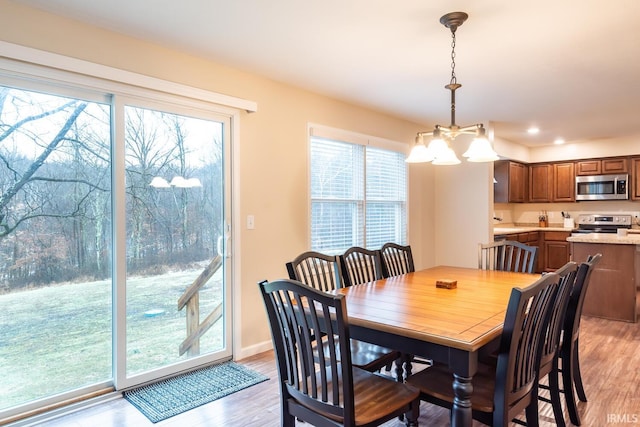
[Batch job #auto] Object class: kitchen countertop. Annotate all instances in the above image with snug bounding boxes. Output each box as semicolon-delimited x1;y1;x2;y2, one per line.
494;225;640;245
566;233;640;245
493;226;574;235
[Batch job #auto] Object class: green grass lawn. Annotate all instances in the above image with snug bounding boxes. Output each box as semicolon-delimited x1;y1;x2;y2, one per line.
0;267;224;410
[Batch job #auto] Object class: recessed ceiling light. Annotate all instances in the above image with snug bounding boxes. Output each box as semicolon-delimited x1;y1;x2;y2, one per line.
527;127;540;135
554;138;565;145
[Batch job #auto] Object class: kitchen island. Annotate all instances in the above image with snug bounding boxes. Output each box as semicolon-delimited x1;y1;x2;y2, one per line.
567;233;640;322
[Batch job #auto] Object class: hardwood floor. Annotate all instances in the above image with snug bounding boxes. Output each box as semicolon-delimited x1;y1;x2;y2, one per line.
12;316;640;426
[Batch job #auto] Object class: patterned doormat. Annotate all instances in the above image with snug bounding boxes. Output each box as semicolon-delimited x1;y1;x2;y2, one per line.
123;361;269;423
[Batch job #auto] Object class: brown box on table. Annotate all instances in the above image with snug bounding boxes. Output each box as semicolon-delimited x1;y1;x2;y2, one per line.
436;279;457;289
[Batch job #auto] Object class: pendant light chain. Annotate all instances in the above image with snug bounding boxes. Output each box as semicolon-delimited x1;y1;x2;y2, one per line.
450;31;457;85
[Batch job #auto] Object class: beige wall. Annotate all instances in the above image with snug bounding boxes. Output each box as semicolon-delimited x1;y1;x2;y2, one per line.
0;0;465;356
494;133;640;165
434;159;494;267
529;137;640;163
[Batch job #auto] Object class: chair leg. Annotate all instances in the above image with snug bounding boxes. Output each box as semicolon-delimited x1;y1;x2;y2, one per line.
282;403;296;427
403;353;413;379
394;356;405;382
562;346;581;426
525;399;540;427
548;364;567;427
573;338;588;402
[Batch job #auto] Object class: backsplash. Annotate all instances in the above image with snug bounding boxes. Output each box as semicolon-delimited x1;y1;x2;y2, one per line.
494;201;640;228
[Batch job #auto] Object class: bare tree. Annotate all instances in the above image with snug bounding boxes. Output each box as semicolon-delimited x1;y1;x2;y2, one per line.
0;87;110;288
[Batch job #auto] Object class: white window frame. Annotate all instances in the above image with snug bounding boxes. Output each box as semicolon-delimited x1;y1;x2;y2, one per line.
308;124;409;253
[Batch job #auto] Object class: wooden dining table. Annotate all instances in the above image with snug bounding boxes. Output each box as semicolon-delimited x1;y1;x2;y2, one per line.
333;265;541;427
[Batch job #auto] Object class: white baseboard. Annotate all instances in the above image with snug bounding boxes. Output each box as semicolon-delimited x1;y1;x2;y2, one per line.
234;340;273;360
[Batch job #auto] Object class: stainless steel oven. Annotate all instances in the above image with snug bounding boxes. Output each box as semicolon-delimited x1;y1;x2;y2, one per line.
572;214;632;235
575;174;628;201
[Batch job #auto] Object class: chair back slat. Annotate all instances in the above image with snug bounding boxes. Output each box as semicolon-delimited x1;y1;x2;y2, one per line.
380;243;415;277
341;247;383;287
539;261;579;373
286;251;342;292
564;253;602;345
479;240;538;273
493;271;560;424
259;279;355;423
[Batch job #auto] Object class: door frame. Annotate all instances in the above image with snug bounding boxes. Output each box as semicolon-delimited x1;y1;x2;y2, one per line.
113;94;236;390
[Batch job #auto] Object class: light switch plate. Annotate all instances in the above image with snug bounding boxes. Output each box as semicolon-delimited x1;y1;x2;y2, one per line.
247;215;255;229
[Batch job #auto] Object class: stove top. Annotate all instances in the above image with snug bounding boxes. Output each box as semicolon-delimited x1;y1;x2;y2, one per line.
575;214;632;233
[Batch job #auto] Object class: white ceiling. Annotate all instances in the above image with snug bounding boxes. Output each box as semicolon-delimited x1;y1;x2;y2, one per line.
13;0;640;147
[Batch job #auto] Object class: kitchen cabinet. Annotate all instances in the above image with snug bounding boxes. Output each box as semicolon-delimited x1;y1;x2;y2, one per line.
632;157;640;200
572;242;637;322
527;161;574;203
504;231;539;246
552;162;575;202
541;231;571;273
528;163;553;203
494;161;527;203
576;157;628;175
576;160;600;175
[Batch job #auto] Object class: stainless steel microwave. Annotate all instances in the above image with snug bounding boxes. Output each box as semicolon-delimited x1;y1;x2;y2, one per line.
575;174;628;200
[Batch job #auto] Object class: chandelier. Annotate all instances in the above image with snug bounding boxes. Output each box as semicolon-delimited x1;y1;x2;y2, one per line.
406;11;499;165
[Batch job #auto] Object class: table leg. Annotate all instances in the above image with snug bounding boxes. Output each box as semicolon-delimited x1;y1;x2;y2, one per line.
451;373;473;427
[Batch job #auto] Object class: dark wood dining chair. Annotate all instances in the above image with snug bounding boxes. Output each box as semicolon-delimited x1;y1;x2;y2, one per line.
340;246;404;378
258;279;420;426
286;250;341;293
479;261;580;427
524;261;579;427
478;240;538;273
378;243;430;376
340;246;383;287
553;253;601;426
406;271;561;427
286;250;400;375
380;242;415;277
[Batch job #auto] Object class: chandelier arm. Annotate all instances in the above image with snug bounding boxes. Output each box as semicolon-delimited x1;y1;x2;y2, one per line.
457;124;485;133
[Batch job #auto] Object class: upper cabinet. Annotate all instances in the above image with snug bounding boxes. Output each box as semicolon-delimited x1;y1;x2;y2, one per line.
576;158;628;175
528;163;553;203
494;160;527;203
632;157;640;200
552;162;575;202
496;155;634;203
527;161;574;203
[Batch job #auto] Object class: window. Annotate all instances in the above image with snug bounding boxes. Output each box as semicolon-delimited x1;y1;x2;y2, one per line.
310;128;407;253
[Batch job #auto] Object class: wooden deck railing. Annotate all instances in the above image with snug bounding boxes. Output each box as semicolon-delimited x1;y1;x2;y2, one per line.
177;255;223;356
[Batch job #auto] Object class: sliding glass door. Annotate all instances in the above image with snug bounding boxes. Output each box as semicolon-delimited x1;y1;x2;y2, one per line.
0;74;234;417
119;102;231;387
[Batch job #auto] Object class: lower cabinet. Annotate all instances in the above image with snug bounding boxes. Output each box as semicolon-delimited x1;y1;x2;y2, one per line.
541;231;571;273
